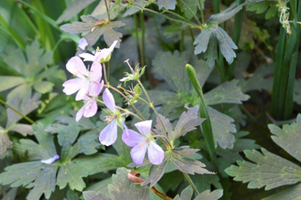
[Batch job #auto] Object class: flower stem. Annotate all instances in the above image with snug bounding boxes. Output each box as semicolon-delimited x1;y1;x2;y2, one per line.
104;0;111;21
106;84;145;121
183;173;199;195
0;98;35;124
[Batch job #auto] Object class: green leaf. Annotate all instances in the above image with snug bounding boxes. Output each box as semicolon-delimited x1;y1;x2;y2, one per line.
207;107;236;149
194;2;247;66
173;186;193;200
141;154;170;187
0;162;58;200
123;0;151;17
172;106;204;141
247;0;278;19
57;124;80;159
0;76;25;93
263;182;301;200
204;80;250;105
194;189;223;200
178;0;200;20
56;160;88;191
225;148;301;190
0;128;12;158
1;42;54;100
33;81;54;94
83;191;111;200
60;15;125;48
6;93;40;127
152;51;189;92
269;114;301;162
56;0;96;24
108;168;150;200
14;124;57;160
171;148;214;175
157;0;177;10
294;79;301;106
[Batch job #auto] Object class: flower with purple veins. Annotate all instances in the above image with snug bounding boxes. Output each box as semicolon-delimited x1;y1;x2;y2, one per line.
76;81;104;121
80;40;118;64
62;56;102;101
99;88;125;146
122;120;164;165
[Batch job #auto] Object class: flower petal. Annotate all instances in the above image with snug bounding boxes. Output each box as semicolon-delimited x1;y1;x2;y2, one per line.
103;88;115;112
88;81;103;97
62;78;84;95
41;155;60;164
99;119;117;146
130;143;147;165
66;56;88;78
78;38;88;50
90;62;102;82
94;40;118;62
76;105;85;122
83;100;98;118
79;52;96;62
122;129;144;147
148;141;164;165
75;80;90;101
135;120;152;136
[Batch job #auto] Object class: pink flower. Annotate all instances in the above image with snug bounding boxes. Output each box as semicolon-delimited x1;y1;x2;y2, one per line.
78;38;88;50
99;88;119;146
76;81;104;121
62;56;102;101
80;40;118;64
122;120;164;165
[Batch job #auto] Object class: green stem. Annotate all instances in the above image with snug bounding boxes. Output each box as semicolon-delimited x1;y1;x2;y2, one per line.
186;64;217;164
178;0;202;25
183;173;199;195
217;55;227;82
213;0;220;14
227;0;245;80
143;8;200;28
104;0;111;21
139;12;147;80
0;98;35;124
198;0;205;24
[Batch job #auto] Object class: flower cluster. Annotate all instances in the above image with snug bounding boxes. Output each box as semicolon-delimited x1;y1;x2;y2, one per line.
62;40;165;166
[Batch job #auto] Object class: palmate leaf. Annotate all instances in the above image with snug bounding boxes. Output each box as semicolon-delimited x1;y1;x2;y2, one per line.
263;182;301;200
247;0;278;19
234;53;273;93
60;15;124;48
269;114;301;162
123;0;151;17
174;186;223;200
194;2;247;67
151;51;248;149
0;42;54;100
157;0;177;10
225;148;301;190
56;0;96;24
178;0;204;20
0;124;58;200
204;80;249;105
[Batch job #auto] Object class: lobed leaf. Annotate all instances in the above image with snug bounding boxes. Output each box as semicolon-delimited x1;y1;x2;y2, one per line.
204;79;249;105
157;0;177;10
194;189;223;200
108;168;150;200
0;129;12;158
269;114;301;162
83;191;111;200
172;106;204;141
152;51;189;92
207;107;236;149
56;0;96;24
247;0;278;19
60;15;124;48
173;186;193;200
171;149;214;175
225;148;301;190
263;182;301;200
